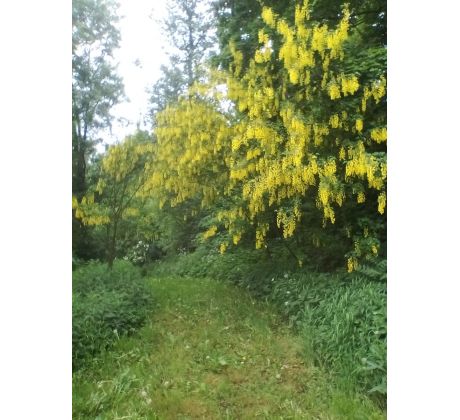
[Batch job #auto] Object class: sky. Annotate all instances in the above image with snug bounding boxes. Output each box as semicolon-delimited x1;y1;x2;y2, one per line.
102;0;169;146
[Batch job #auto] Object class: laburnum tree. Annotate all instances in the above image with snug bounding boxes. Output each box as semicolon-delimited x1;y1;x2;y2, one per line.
146;0;221;252
73;131;154;268
222;1;386;270
149;0;386;271
143;80;233;253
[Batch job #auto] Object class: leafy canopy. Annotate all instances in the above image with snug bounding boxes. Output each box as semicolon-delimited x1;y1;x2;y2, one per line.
148;0;386;271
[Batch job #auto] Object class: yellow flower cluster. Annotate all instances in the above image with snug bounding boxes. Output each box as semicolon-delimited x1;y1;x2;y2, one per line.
82;215;110;226
362;76;386;112
276;207;301;238
255;223;270;249
328;82;341;100
329;114;340;128
345;142;386;190
219;242;228;254
341;75;360;96
261;7;276;28
295;1;310;27
370;127;387;143
378;192;386;214
347;256;359;272
232;232;242;245
357;191;366;203
203;225;217;239
73;195;111;226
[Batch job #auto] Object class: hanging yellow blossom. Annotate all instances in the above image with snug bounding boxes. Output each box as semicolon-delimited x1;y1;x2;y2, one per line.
370;127;387;143
203;225;218;239
261;7;276;28
347;256;359;273
328;82;341;100
219;242;228;254
371;244;378;255
341;75;360;96
377;192;386;214
329;114;340;128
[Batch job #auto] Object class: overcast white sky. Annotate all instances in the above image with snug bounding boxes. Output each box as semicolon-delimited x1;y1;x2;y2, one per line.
102;0;169;146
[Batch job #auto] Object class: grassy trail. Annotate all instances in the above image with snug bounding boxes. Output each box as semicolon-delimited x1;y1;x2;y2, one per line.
73;277;384;419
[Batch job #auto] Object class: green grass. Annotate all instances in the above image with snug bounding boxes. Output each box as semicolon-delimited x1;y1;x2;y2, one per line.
148;249;387;401
73;276;384;419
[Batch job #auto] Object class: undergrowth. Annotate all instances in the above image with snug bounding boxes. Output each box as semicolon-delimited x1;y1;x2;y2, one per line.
73;277;385;419
148;246;387;405
73;260;153;370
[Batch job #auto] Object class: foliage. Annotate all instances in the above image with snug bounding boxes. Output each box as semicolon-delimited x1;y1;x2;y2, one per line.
148;0;386;270
72;0;125;259
72;0;125;151
73;131;154;266
148;0;216;120
72;260;153;370
211;0;385;72
211;0;293;71
271;272;386;401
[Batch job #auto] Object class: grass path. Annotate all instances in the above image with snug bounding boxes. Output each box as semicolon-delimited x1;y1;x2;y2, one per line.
73;277;384;419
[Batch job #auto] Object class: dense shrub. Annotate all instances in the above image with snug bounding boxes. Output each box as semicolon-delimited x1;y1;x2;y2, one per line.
148;247;386;400
73;260;153;370
268;272;386;401
148;243;298;282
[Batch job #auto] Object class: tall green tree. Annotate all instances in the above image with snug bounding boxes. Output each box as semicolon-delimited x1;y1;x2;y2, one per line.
148;0;216;119
72;0;125;258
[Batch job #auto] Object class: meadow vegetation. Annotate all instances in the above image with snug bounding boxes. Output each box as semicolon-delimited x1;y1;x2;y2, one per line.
72;260;153;370
73;276;384;419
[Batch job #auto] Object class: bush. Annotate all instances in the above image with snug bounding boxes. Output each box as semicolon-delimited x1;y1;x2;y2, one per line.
73;260;153;370
270;273;386;400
